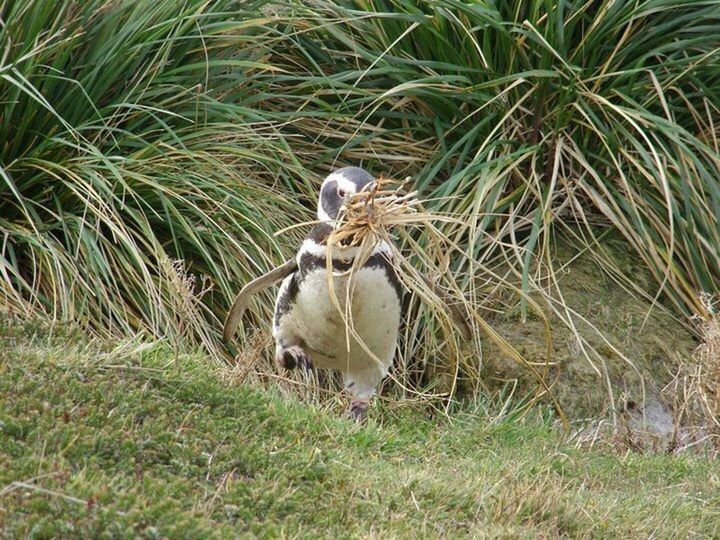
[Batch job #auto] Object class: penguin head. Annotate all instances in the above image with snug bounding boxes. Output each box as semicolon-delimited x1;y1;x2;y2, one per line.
317;167;375;223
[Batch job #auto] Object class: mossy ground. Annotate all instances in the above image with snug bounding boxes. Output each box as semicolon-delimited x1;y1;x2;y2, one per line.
1;319;718;538
484;234;697;419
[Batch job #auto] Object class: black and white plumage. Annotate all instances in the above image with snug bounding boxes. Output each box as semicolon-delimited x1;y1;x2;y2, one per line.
272;167;403;419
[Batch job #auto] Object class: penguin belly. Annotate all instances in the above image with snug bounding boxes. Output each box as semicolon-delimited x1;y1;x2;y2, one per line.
294;266;401;373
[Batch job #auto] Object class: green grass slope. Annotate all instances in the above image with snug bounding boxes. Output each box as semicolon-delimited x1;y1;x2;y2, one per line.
1;323;718;538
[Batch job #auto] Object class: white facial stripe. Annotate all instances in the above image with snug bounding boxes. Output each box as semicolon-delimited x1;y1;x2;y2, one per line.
298;239;328;260
317;206;332;223
323;172;357;195
335;176;356;196
317;172;361;223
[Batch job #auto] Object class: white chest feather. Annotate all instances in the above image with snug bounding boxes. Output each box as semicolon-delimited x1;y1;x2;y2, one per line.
295;265;401;371
275;239;401;374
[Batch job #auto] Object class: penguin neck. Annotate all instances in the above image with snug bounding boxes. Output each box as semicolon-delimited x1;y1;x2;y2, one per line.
307;222;334;245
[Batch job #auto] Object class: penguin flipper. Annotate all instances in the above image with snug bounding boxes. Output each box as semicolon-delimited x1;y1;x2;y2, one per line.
223;258;298;343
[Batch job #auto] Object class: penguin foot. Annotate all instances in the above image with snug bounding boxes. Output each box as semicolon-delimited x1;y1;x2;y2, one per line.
278;345;312;371
346;399;369;423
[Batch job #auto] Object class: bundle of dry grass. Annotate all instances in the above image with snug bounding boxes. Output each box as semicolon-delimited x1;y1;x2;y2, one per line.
329;176;421;246
322;177;566;425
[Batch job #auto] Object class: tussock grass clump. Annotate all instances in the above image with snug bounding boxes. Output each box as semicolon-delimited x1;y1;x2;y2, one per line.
253;0;720;322
2;0;716;419
0;0;306;352
219;0;720;415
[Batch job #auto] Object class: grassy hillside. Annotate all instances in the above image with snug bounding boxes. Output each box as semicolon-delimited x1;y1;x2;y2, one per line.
2;321;718;538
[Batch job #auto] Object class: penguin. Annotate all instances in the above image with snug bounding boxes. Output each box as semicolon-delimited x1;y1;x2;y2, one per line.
272;167;403;420
223;167;470;420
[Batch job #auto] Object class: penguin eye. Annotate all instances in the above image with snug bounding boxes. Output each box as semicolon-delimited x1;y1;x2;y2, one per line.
337;188;347;198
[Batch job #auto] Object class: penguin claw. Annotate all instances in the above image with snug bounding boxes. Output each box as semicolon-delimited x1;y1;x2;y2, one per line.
279;345;312;371
346;399;368;423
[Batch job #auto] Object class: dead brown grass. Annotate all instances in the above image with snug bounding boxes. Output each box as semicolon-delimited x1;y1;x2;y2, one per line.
693;294;720;426
322;178;567;425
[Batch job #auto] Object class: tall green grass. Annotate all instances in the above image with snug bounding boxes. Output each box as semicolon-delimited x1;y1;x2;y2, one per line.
250;0;720;320
1;0;717;407
0;0;308;351
224;0;720;403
